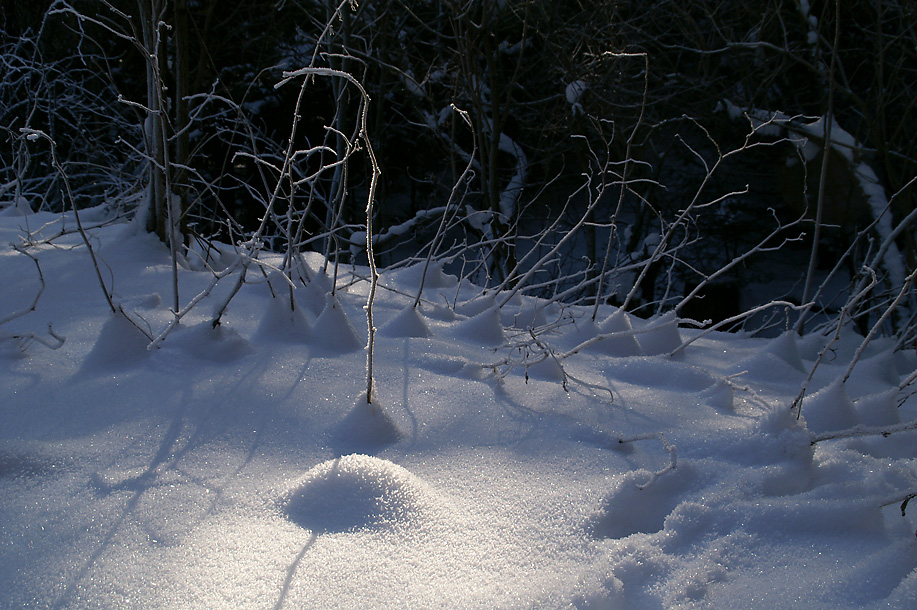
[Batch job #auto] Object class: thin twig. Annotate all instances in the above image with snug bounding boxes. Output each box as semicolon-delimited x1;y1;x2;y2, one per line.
618;432;677;489
811;418;917;444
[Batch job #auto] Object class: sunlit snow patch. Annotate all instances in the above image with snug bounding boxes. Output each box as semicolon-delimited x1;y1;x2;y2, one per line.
280;454;439;533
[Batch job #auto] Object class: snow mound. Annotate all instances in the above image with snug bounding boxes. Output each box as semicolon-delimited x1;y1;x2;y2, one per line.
330;394;402;455
455;295;497;317
853;389;901;427
851;350;903;388
0;195;33;217
307;292;363;353
595;310;644;357
800;379;859;434
765;331;807;372
379;305;432;338
386;259;458;291
255;294;311;342
499;297;547;329
178;321;254;362
605;357;715;393
589;465;701;539
563;311;644;357
730;350;807;384
636;311;682;356
83;311;151;369
525;354;565;382
452;305;505;346
280;454;438;533
700;378;736;412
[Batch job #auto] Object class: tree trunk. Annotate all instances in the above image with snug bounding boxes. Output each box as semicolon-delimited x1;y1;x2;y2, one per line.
173;0;191;241
138;0;170;244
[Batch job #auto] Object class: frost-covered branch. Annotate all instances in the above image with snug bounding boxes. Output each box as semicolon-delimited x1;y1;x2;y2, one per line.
791;267;878;417
811;419;917;445
0;245;46;327
841;269;917;383
20;128;116;315
618;433;677;490
0;244;66;352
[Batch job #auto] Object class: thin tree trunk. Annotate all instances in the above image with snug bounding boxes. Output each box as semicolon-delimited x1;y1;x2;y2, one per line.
139;0;168;243
173;0;191;240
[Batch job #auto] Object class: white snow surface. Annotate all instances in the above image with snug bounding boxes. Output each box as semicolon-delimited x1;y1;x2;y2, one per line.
1;210;916;609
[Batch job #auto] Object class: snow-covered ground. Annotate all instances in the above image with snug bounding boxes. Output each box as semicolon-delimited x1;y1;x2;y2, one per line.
1;210;916;609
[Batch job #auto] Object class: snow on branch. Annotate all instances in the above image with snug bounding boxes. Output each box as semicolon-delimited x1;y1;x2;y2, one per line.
496;132;527;223
349;206;449;251
720;100;906;289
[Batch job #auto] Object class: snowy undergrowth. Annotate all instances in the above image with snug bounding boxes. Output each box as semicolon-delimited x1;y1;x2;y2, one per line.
1;210;916;609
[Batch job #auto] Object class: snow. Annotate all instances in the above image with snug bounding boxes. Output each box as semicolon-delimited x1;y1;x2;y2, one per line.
566;80;587;116
497;132;527;222
1;210;916;609
0;195;33;217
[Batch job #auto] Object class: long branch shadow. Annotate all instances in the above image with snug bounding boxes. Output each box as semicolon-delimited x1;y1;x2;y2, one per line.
272;532;318;610
52;475;158;610
401;338;419;444
137;347;312;519
53;400;189;609
49;325;321;608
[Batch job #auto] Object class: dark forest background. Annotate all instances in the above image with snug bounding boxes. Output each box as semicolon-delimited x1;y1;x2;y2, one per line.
2;0;915;337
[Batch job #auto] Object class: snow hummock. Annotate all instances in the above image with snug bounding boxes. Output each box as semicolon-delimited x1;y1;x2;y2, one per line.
589;309;644;357
255;294;312;342
330;393;402;455
800;377;859;434
635;310;682;356
308;291;363;353
280;454;438;533
1;210;915;610
452;304;506;346
379;305;432;338
0;195;33;217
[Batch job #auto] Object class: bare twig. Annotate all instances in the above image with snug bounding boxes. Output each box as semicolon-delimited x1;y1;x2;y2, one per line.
791;266;878;418
811;418;917;444
618;432;677;490
20;128;116;314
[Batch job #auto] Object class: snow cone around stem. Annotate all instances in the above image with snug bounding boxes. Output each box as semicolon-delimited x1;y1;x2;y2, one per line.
330;392;402;455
